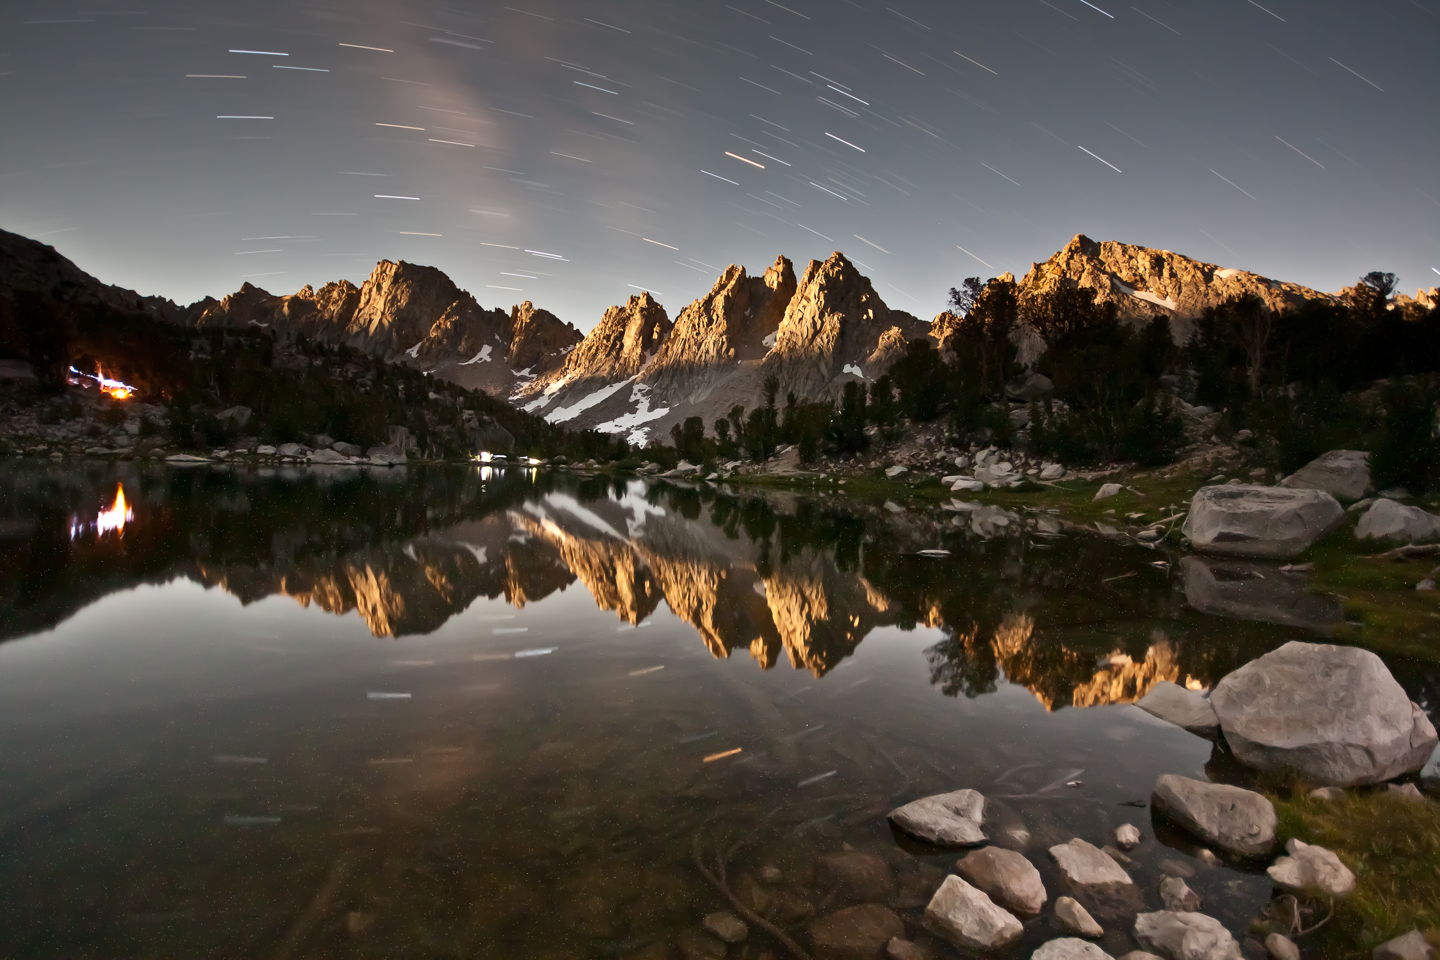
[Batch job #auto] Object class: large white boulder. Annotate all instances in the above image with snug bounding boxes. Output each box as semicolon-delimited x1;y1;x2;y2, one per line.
1183;485;1343;559
1150;775;1277;858
1210;641;1438;786
1280;449;1372;501
888;789;986;846
1355;498;1440;544
1133;911;1242;960
922;875;1023;951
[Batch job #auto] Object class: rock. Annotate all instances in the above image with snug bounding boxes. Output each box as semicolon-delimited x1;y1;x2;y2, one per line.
1266;838;1356;897
1135;682;1220;738
888;789;986;846
1132;911;1242;960
1054;896;1104;937
1280;449;1372;501
1387;782;1425;802
1033;940;1115;960
277;441;306;457
1355;498;1440;544
1182;484;1344;559
332;440;363;457
1157;859;1195;879
922;875;1023;951
702;911;748;944
1094;483;1123;501
817;851;895;902
884;465;908;478
884;938;933;960
1118;954;1165;960
1210;641;1438;786
1308;786;1344;801
1114;824;1141;850
366;444;408;466
1040;463;1066;481
308;447;350;464
808;904;905;960
1047;839;1132;888
1158;876;1200;911
216;405;252;428
164;453;211;463
951;476;985;492
1180;556;1344;632
955;846;1046;916
1264;932;1300;960
676;927;727;960
1150;774;1277;858
1373;930;1434;960
1419;579;1437;592
1006;372;1054;401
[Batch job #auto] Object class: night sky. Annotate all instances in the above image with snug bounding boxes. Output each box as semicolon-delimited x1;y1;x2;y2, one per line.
2;0;1436;329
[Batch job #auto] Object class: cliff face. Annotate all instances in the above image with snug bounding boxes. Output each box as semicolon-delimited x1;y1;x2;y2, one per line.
1017;234;1334;340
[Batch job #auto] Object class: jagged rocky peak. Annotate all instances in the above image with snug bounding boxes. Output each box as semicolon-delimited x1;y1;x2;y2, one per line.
194;281;281;329
534;290;673;391
766;251;925;395
645;255;797;389
1020;233;1332;338
507;301;582;374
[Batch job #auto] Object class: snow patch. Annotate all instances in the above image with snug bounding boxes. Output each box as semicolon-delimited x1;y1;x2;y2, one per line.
248;319;270;328
404;339;425;358
1113;279;1178;311
594;382;670;445
841;363;867;380
1215;268;1241;280
762;331;777;348
459;344;494;365
544;377;635;424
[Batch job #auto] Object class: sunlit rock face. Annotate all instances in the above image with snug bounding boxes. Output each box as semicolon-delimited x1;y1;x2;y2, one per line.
1016;234;1333;341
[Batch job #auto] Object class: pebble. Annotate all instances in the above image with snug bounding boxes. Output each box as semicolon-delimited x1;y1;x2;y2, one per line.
702;911;747;944
1264;932;1301;960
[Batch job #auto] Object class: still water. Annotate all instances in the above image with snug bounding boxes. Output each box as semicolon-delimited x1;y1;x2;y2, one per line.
0;463;1432;958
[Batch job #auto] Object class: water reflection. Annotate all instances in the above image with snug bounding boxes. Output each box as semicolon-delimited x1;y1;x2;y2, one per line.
1;463;1309;708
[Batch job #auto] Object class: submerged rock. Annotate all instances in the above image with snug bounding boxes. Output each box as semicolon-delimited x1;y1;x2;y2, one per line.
1265;838;1356;897
817;851;895;902
1132;911;1242;960
1182;484;1343;559
1158;876;1200;912
1135;682;1219;738
1280;449;1372;502
702;911;748;944
888;789;986;846
955;846;1046;916
1210;641;1438;786
808;904;905;960
1150;774;1277;858
922;875;1023;951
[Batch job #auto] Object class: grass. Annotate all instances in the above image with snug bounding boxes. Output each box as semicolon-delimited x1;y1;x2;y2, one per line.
1305;522;1440;662
1269;790;1440;958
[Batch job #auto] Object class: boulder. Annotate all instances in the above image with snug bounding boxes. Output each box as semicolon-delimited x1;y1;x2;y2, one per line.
1264;933;1301;960
366;444;408;466
1047;839;1132;888
1150;775;1277;858
1033;940;1115;960
1093;483;1123;501
1054;896;1103;937
888;790;986;846
1182;484;1344;559
332;440;363;457
277;442;306;457
1040;463;1066;481
1280;449;1372;501
1180;556;1344;632
1135;682;1219;738
255;444;277;456
1372;930;1434;960
955;846;1046;916
1355;499;1440;544
817;851;895;902
950;476;985;492
1158;877;1200;911
1421;745;1440;797
1265;838;1355;897
1113;824;1141;850
308;447;350;464
884;938;934;960
1006;372;1054;401
1132;911;1242;960
885;465;908;479
922;875;1023;951
808;904;904;960
1210;641;1438;786
216;405;252;428
702;911;748;944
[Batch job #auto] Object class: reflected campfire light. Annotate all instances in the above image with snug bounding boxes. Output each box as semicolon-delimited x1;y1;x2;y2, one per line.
67;365;136;400
71;484;133;541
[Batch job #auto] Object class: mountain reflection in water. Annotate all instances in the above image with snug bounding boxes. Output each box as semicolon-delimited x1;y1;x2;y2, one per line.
2;462;1305;709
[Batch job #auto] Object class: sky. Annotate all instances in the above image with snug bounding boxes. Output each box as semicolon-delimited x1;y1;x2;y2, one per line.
2;0;1437;330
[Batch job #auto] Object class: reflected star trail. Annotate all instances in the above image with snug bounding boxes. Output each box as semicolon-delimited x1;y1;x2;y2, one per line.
1;0;1436;327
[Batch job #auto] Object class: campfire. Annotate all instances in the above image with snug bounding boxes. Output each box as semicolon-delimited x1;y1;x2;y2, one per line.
68;365;136;400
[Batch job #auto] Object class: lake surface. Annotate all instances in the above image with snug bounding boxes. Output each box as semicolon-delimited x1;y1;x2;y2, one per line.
0;463;1433;958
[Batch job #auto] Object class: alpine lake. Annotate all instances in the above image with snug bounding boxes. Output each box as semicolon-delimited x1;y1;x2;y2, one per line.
0;462;1434;959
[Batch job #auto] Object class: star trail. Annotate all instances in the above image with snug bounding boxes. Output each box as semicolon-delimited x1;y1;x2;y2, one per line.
1;0;1435;326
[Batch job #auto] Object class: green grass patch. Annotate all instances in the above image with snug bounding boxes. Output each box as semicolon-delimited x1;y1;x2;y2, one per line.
1305;526;1440;661
1270;790;1440;958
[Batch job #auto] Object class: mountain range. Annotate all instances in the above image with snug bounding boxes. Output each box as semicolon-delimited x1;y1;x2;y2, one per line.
4;227;1434;446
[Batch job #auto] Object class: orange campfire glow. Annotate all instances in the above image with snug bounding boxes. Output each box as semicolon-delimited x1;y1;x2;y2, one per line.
71;484;134;541
68;365;136;400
